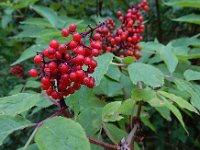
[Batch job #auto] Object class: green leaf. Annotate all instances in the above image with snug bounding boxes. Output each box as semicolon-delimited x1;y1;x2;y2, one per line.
106;64;121;81
141;117;156;132
13;27;60;38
159;44;178;73
155;107;171;121
174;79;200;110
123;56;135;64
104;123;127;143
94;77;123;97
184;69;200;81
119;99;135;115
161;96;188;133
25;80;40;88
92;53;114;85
158;91;199;114
165;0;200;9
66;87;104;115
0;93;42;116
132;88;156;101
102;101;123;122
30;5;59;27
173;14;200;25
20;18;54;28
77;107;102;136
35;116;90;150
128;63;164;88
18;144;39;150
0;115;31;145
11;44;47;66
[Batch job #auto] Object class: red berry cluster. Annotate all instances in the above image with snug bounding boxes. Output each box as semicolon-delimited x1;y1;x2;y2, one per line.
96;0;149;60
10;64;24;78
29;24;103;100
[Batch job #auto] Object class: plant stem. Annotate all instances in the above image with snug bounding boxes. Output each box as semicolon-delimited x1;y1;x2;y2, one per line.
23;127;39;150
41;93;60;107
88;137;118;150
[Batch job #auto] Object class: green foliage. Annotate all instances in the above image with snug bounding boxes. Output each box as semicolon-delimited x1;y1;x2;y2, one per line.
0;115;31;145
0;0;200;149
35;117;90;150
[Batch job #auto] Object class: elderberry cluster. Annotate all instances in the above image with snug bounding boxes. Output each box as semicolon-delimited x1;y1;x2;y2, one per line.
10;64;24;78
96;0;149;60
29;24;102;100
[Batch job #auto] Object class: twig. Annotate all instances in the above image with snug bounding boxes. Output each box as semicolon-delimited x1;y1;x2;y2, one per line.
41;93;60;107
88;137;118;150
59;98;73;118
23;127;39;150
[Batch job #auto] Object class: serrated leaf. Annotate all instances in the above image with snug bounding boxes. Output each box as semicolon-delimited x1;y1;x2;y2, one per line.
77;107;102;136
174;79;200;110
119;99;135;115
11;44;47;66
132;88;156;101
102;101;123;122
104;123;127;143
13;27;60;38
0;115;31;145
159;44;178;73
106;64;121;81
173;14;200;25
30;5;59;27
184;69;200;81
158;91;199;114
0;93;42;116
92;53;114;85
66;87;104;115
161;97;188;133
128;63;164;88
94;77;123;97
165;0;200;9
20;18;54;28
35;117;90;150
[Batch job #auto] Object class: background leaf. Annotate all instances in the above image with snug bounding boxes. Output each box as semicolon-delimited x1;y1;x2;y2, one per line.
128;63;164;88
35;117;90;150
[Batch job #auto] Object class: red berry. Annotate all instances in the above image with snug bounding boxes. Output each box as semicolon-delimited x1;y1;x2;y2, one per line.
76;70;85;81
48;62;57;71
29;69;38;77
41;76;51;85
74;55;84;64
58;44;67;54
84;57;91;65
69;72;77;82
73;33;81;42
58;64;69;74
50;40;59;49
51;91;60;99
75;47;85;55
55;51;62;59
69;24;76;32
46;87;53;95
93;33;101;41
92;49;99;57
62;28;70;37
34;55;43;64
69;41;78;49
90;60;97;68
